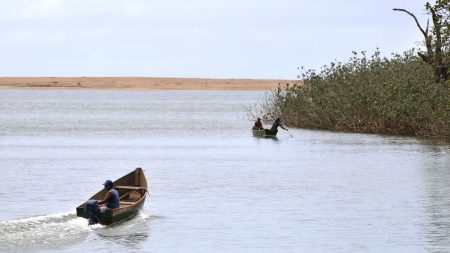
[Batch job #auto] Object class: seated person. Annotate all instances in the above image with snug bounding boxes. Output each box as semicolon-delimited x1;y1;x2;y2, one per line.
252;117;264;130
97;180;120;211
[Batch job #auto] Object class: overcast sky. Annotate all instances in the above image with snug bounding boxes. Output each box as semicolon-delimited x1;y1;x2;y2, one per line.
0;0;431;79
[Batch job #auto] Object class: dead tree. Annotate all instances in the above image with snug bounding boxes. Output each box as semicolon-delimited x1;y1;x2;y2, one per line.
394;1;449;83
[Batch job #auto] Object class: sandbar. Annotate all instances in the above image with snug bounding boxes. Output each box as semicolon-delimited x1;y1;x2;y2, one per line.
0;77;291;90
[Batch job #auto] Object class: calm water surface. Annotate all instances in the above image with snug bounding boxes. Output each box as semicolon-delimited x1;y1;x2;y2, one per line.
0;90;449;253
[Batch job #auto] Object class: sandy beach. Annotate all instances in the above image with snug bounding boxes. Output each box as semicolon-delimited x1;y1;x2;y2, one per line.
0;77;291;90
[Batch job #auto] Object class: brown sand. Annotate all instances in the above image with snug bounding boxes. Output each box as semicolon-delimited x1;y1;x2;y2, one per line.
0;77;292;90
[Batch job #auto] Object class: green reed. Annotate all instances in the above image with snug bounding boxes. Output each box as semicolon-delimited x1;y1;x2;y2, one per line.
259;49;450;139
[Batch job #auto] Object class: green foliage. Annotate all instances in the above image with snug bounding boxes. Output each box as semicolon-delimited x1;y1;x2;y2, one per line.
261;49;450;138
433;0;450;68
427;0;450;81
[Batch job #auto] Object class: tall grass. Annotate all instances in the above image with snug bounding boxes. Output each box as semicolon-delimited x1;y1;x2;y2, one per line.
258;49;450;139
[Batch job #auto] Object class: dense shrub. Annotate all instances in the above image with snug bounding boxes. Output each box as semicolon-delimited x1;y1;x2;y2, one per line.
258;49;450;139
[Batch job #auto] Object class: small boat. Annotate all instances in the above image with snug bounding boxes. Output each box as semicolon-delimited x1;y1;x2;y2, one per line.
76;167;148;225
252;129;277;138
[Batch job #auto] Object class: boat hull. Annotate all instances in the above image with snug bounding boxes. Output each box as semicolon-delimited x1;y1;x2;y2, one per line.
76;198;145;225
252;129;277;138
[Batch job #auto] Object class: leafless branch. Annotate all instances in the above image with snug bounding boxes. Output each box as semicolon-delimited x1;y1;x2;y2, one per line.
393;8;428;37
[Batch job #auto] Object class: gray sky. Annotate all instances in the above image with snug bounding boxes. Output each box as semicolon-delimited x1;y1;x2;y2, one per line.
0;0;431;79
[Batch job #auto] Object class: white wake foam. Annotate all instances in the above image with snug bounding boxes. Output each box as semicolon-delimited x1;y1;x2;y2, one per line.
0;212;91;252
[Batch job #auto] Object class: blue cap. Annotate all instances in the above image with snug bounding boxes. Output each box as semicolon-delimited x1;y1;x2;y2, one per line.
103;179;113;186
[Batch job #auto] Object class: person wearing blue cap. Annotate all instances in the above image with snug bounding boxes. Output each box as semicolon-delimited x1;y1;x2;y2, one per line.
97;179;120;211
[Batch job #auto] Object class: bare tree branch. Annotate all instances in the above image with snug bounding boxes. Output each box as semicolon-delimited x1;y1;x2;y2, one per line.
394;7;435;66
394;3;449;83
393;8;429;37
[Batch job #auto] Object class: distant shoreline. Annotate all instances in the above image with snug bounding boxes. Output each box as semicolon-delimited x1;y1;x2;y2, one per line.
0;77;291;90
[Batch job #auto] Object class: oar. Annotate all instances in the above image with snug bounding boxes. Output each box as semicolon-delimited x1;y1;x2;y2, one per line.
283;126;293;138
279;120;293;138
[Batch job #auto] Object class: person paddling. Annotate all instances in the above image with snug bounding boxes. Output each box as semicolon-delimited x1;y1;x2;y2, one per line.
265;117;288;136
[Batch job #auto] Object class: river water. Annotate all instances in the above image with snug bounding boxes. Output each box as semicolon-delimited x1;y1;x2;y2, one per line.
0;90;449;253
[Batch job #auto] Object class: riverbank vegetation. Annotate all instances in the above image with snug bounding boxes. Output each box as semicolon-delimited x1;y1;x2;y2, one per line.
255;1;449;139
256;50;449;138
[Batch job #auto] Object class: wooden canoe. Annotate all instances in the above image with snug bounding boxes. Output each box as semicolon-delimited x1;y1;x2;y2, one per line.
76;167;148;225
252;129;277;138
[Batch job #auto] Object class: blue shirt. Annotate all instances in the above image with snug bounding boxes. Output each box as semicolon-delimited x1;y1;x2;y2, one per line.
106;189;120;209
